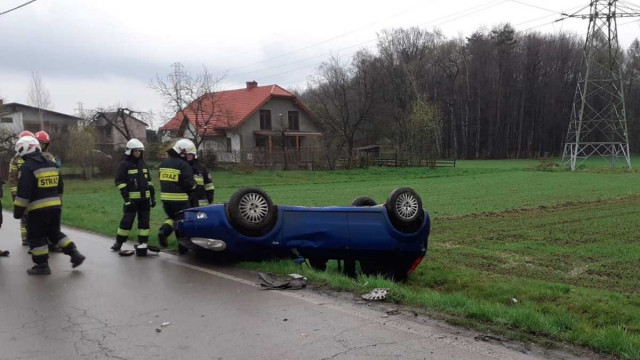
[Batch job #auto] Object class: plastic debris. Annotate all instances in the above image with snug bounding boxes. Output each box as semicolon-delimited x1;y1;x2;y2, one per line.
361;288;389;301
155;328;161;333
257;272;307;290
161;322;171;327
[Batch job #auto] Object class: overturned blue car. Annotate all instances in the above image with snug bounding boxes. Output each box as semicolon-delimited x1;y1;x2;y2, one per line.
177;187;430;280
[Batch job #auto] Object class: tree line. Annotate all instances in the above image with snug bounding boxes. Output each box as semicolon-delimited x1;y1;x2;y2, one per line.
302;24;640;163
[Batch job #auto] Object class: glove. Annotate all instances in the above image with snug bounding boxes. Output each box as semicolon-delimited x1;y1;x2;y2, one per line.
150;197;156;208
207;190;215;204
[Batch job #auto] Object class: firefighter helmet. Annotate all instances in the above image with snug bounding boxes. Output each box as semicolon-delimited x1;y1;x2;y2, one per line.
35;131;51;144
125;138;145;156
172;138;196;157
18;130;35;139
15;136;41;156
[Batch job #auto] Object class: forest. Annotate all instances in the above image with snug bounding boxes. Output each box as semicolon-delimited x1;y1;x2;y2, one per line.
302;24;640;161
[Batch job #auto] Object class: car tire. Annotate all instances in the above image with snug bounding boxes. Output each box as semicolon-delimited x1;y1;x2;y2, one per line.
385;187;423;233
351;196;377;207
227;187;277;237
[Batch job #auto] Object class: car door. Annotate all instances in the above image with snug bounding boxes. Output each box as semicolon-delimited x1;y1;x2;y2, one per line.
281;208;349;256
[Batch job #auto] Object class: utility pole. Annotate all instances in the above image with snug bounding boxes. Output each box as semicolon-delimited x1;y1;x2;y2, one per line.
560;0;639;171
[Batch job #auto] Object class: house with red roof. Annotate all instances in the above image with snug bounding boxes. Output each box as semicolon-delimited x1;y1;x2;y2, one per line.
159;81;322;164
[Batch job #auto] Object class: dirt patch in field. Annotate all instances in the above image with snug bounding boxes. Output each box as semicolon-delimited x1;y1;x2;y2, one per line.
439;195;640;222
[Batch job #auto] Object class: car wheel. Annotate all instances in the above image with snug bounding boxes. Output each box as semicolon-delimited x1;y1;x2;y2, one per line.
351;196;377;207
385;187;423;233
308;257;328;271
227;187;277;237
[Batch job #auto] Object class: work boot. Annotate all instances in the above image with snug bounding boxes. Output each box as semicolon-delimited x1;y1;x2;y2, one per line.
22;239;28;246
69;250;86;268
110;241;123;252
157;232;168;248
27;263;52;275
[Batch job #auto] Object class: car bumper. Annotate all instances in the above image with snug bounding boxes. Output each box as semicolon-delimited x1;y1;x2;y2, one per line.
179;237;227;252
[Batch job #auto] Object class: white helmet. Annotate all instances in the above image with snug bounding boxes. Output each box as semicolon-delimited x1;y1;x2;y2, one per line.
125;138;145;156
172;138;196;157
15;136;41;157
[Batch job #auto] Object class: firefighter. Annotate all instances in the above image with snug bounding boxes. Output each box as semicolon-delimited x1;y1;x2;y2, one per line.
13;136;85;275
157;138;196;254
111;139;156;253
0;181;9;257
8;130;35;245
186;149;215;208
34;131;57;163
34;130;62;252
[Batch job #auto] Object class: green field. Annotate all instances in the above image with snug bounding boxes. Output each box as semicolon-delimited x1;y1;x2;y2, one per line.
2;159;639;358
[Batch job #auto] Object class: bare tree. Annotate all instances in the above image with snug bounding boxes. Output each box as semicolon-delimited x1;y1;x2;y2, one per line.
27;71;53;130
307;51;380;169
91;107;145;141
151;63;224;153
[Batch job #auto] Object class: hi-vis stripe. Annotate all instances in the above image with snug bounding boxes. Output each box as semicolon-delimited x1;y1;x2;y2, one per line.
34;167;60;188
31;245;49;256
117;183;127;190
160;192;188;201
34;167;59;177
27;197;62;212
129;191;151;199
204;183;215;191
194;175;204;185
128;169;139;174
14;197;29;207
56;236;72;248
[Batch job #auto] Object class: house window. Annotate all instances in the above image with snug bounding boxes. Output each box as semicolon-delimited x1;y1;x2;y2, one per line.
288;111;299;131
255;136;267;148
1;117;12;124
226;138;232;152
259;110;271;130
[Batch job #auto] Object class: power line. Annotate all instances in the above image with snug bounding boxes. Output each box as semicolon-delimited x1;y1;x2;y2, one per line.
0;0;37;16
226;4;431;72
508;0;563;14
229;1;632;90
225;0;509;83
275;3;593;89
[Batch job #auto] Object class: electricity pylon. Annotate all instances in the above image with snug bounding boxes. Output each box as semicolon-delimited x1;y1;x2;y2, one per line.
561;0;639;171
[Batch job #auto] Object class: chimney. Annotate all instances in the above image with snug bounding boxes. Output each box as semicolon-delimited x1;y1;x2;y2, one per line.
246;81;258;90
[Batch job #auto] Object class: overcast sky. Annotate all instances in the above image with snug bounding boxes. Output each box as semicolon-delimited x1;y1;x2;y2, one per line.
1;0;639;127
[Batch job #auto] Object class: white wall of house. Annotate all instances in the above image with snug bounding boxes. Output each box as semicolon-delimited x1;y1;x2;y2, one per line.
200;132;241;163
0;112;24;133
236;98;321;150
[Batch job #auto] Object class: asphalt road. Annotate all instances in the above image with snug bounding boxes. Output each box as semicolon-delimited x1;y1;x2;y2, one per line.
0;211;593;360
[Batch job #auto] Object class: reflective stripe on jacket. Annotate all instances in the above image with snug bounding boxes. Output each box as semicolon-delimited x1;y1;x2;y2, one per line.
159;155;195;202
13;152;64;218
115;157;154;201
